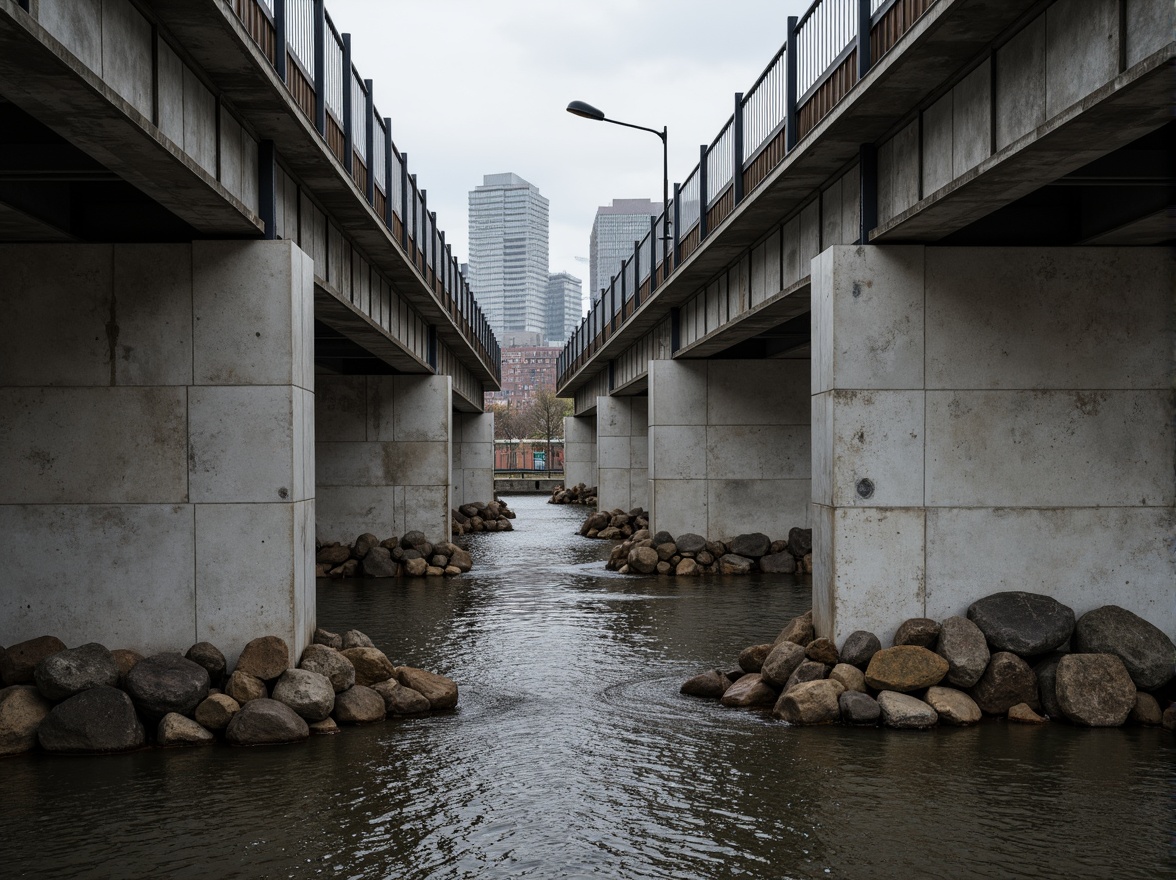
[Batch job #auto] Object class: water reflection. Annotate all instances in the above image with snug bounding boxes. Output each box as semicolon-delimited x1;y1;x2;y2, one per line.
0;495;1172;879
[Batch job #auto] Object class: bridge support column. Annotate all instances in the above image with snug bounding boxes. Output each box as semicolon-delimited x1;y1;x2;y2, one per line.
0;241;315;665
315;374;452;544
648;359;811;540
596;396;648;513
563;414;598;491
812;245;1175;646
452;411;494;507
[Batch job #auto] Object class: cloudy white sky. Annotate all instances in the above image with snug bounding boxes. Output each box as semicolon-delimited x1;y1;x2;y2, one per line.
327;0;809;310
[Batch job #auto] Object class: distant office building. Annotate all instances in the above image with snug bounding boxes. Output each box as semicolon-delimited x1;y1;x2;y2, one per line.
468;173;550;339
484;345;561;407
589;198;659;302
546;272;582;346
499;330;544;348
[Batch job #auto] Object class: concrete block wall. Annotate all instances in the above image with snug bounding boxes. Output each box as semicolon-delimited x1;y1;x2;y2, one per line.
563;415;598;490
0;241;315;665
315;374;452;544
596;396;648;513
452;411;494;507
811;245;1175;646
648;360;811;542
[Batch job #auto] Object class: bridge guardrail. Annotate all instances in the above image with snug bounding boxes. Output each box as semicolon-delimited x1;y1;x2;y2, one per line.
556;0;935;388
226;0;501;382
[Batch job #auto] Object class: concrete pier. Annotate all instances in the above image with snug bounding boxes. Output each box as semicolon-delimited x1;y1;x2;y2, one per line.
596;396;648;513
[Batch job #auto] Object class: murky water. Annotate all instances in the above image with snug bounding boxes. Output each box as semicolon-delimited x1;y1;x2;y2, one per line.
1;495;1173;879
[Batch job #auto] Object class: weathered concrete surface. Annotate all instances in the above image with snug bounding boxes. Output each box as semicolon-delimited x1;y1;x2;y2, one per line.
563;415;598;491
596;395;648;514
812;245;1174;646
452;412;494;510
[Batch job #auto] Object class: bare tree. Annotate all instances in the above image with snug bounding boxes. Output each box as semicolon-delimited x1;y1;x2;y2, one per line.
490;400;533;470
528;389;572;472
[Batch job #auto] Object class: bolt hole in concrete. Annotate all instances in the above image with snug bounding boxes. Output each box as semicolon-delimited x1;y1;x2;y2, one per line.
0;496;1170;877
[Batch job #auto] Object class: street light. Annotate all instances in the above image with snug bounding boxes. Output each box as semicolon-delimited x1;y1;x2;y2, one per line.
566;100;670;253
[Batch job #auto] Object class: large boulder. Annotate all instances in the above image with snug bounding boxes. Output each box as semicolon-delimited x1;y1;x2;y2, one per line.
37;686;145;753
110;649;143;686
775;611;814;647
829;663;866;693
627;546;659;574
680;670;733;699
805;638;839;666
759;552;798;574
448;546;474;573
1130;693;1163;726
234;636;290;681
839;631;881;669
719;554;754;575
773;679;844;725
864;646;949;692
1055;653;1136;727
157;713;215;747
1033;654;1065;719
353;533;380;558
839;690;881;726
342;630;375;649
333;685;386;724
224;670;267;705
784;661;831;692
396;667;459;709
675;533;707;555
720;673;777;707
728;533;770;559
967;591;1074;657
935;616;990;688
893;618;941;649
33;642;119;701
1072;605;1176;690
970;652;1038;715
371;680;432;715
271;669;335;722
341;647;396;687
0;635;67;685
313;628;343;650
124;653;210;721
0;685;52;756
184;642;227;685
225;698;309;745
924;686;982;726
787;527;812;558
298;644;356;693
194;693;241;731
738;643;773;673
760;641;806;689
877;691;938;730
362;546;399;578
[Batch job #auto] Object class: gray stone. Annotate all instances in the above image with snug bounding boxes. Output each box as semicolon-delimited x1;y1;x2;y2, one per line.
829;663;866;693
404;557;428;576
738;643;773;673
773;679;844;725
1033;654;1066;719
787;527;812;558
1131;692;1163;726
400;530;428;550
448;546;474;573
372;679;432;715
125;653;210;721
1055;653;1136;727
313;628;343;650
805;638;839;666
760;641;806;689
924;686;982;726
353;532;380;558
298;644;356;693
157;713;215;747
310;717;339;735
38;686;145;753
652;530;675;547
0;685;52;756
341;647;396;687
893;618;941;649
878;691;939;729
224;670;267;704
839;690;880;725
271;669;335;722
194;693;240;731
970;652;1038;715
627;546;659;574
675;558;700;577
34;642;119;701
774;611;814;647
967;591;1075;657
234;636;290;681
729;533;770;558
316;544;350;566
720;673;777;707
333;685;386;724
759;552;797;574
935;616;990;688
1165;706;1176;732
839;631;881;669
1072;604;1176;690
396;667;459;709
0;635;67;686
184;642;227;685
680;669;733;699
655;543;677;562
719;554;753;575
225;698;310;745
865;646;949;692
785;660;831;692
342;630;375;650
362;546;399;577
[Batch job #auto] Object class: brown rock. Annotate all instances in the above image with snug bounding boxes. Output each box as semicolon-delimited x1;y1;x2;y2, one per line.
0;685;52;756
675;559;700;577
396;667;459;709
970;652;1039;715
878;691;938;729
738;643;774;674
313;628;343;649
655;561;672;575
157;713;215;747
1163;706;1176;732
627;546;659;574
340;647;396;687
784;661;831;692
316;545;350;566
805;638;839;666
864;646;949;692
773;679;844;725
680;670;733;699
405;557;428;577
829;663;866;694
0;635;67;685
1055;653;1136;727
225;698;309;745
935;616;990;688
298;644;356;693
234;636;290;681
1008;702;1047;724
924;686;982;726
775;611;814;647
333;685;386;724
760;641;806;689
195;693;241;730
110;649;144;686
371;679;432;715
309;717;339;735
720;673;777;708
224;670;267;705
893;618;941;649
1130;692;1162;726
448;546;474;573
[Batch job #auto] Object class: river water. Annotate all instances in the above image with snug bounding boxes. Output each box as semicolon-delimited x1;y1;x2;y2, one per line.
1;495;1172;879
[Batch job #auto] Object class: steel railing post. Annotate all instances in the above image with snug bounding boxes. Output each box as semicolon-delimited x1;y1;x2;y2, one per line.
733;92;745;204
785;15;798;152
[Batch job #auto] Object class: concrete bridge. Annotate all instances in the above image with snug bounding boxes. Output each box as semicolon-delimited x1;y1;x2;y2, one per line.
0;0;501;660
558;0;1175;644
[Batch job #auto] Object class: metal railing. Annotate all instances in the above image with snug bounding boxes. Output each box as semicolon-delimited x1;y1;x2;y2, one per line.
225;0;500;380
557;0;931;386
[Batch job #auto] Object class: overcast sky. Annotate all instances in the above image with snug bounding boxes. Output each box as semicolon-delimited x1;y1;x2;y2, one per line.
327;0;810;310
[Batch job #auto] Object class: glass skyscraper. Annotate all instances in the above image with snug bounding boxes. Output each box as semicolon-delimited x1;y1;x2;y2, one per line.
588;198;659;303
546;271;582;346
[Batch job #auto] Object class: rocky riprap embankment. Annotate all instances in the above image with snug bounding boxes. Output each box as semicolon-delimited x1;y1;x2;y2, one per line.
584;514;814;577
683;593;1176;732
0;629;459;757
316;531;473;579
452;499;516;535
549;483;597;506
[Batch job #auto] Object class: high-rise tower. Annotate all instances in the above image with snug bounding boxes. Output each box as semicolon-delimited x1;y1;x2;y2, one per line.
588;198;659;303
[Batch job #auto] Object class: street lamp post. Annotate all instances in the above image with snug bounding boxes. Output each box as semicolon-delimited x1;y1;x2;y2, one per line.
566;100;670;256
